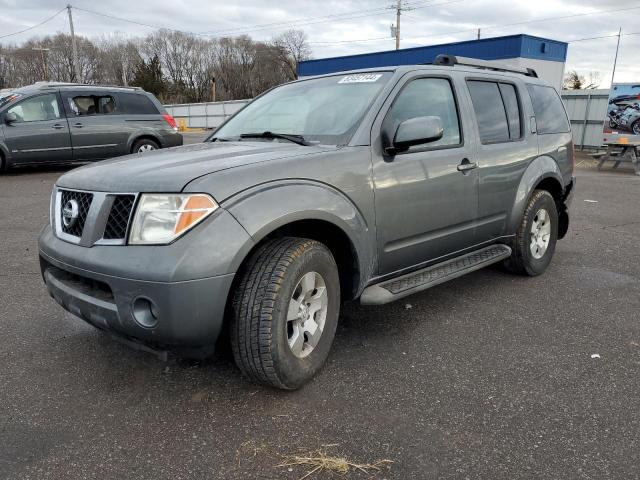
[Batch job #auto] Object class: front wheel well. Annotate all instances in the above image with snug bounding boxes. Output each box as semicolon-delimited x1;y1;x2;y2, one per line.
239;220;361;301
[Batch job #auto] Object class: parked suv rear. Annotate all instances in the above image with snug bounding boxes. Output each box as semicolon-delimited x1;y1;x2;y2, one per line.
0;82;182;171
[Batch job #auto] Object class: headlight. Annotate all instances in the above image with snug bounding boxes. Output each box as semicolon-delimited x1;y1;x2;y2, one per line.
129;194;218;245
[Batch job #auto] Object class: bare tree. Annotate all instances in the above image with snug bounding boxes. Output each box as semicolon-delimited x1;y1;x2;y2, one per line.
272;29;311;80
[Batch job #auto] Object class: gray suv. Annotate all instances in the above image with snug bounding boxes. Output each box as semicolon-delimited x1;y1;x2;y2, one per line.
0;83;182;171
38;56;575;389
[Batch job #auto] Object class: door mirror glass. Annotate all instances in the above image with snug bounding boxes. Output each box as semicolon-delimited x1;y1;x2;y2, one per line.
4;112;18;124
391;116;444;153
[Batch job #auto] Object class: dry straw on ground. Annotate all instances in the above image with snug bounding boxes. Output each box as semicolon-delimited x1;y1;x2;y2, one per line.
277;450;393;479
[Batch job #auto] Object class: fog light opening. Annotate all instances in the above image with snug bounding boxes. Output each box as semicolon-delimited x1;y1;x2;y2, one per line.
132;297;159;328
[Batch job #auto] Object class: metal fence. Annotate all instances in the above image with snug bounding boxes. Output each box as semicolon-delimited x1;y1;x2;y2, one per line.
561;89;609;150
164;99;250;129
165;90;610;149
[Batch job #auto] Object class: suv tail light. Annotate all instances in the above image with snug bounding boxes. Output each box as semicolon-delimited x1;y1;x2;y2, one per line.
162;113;178;131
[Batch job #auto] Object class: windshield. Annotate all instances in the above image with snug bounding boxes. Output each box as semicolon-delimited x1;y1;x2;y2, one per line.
0;92;22;110
212;72;392;146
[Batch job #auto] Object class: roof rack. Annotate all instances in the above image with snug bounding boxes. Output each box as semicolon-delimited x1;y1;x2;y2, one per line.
34;81;143;91
433;54;538;78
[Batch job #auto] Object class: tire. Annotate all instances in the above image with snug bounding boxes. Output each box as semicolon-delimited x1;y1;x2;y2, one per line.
632;120;640;135
132;138;159;154
230;237;340;390
504;190;558;276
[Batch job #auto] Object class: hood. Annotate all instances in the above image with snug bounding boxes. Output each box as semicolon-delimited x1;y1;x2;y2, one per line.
57;141;332;192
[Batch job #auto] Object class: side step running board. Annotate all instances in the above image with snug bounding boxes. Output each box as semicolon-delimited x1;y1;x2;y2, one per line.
360;244;512;305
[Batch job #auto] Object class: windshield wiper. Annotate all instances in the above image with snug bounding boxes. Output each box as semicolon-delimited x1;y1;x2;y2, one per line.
239;131;310;146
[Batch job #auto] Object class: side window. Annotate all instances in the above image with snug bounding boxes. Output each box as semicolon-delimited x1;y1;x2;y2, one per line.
383;77;461;149
527;84;570;134
7;94;60;122
117;93;159;115
67;95;117;116
467;81;509;143
499;83;522;140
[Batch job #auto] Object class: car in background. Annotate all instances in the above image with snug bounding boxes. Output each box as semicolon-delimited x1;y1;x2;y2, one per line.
0;82;182;171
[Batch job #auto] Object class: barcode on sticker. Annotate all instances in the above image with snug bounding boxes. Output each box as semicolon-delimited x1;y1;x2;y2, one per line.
338;74;383;84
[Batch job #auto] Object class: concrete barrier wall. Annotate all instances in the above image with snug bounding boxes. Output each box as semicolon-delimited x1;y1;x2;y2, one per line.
164;99;250;129
166;91;610;148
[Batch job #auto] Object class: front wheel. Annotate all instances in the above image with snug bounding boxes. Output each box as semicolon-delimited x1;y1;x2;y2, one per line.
230;237;340;389
632;120;640;135
504;190;558;276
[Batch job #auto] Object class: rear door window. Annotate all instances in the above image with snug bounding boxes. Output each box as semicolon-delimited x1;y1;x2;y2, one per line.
499;83;522;140
117;93;159;115
67;95;117;116
467;81;510;144
527;84;570;134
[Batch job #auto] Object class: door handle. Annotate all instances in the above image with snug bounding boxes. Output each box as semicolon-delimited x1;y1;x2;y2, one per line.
73;123;83;128
52;124;65;130
457;159;478;173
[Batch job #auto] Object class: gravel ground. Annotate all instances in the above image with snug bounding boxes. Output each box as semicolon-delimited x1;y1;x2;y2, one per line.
1;152;639;479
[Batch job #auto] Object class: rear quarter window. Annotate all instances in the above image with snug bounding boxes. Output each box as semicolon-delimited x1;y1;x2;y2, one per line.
117;93;160;115
527;84;570;134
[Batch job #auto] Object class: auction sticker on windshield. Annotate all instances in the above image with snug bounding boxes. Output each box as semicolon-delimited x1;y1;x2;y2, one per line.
338;74;383;84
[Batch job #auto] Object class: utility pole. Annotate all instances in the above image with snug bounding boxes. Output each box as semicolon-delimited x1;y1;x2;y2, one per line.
67;4;81;82
477;28;481;40
395;0;402;50
32;47;50;81
611;27;622;86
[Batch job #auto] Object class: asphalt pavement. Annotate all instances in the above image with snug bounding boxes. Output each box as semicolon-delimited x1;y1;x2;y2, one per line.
1;152;639;479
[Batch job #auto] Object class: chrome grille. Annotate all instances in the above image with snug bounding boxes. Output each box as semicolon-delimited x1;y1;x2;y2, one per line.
103;195;135;240
60;190;93;238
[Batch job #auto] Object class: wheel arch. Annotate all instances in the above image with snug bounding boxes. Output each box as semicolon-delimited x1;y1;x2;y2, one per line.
129;134;161;153
223;181;375;300
507;155;565;237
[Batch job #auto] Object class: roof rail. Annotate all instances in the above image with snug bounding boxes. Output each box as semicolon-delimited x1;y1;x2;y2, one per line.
34;81;143;91
433;54;538;78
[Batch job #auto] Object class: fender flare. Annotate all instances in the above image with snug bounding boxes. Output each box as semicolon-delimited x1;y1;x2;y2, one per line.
222;180;375;292
506;155;564;235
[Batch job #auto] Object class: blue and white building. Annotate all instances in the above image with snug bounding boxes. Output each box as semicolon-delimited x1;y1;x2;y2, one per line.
298;34;568;90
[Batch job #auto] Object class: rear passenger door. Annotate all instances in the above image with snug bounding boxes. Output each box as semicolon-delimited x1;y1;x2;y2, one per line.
464;78;538;241
62;91;128;160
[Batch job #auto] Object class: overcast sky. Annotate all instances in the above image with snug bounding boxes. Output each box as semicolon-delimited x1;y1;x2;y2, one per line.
1;0;639;86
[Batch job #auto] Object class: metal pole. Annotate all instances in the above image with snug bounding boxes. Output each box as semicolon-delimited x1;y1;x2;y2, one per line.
611;27;621;86
580;93;592;151
395;0;401;50
477;28;481;40
67;4;81;82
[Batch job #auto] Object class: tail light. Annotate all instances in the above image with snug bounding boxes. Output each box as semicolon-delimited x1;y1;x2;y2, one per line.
162;113;178;131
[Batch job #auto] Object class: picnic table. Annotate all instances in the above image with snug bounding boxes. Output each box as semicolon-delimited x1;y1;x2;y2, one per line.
597;144;640;175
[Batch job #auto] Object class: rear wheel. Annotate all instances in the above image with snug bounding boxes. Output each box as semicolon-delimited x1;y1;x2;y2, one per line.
230;237;340;389
504;190;558;276
132;138;159;154
632;120;640;135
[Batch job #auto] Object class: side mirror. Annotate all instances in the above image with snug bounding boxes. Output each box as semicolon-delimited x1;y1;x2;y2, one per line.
387;116;444;155
4;112;18;124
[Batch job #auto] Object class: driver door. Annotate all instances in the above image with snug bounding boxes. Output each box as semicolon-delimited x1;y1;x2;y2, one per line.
371;74;480;275
3;92;72;164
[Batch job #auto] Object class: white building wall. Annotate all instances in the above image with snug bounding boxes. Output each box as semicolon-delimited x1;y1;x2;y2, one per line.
487;58;565;90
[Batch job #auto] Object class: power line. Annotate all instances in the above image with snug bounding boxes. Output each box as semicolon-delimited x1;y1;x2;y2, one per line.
0;7;66;40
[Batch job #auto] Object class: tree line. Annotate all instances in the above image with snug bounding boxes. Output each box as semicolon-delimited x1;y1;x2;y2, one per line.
0;29;311;103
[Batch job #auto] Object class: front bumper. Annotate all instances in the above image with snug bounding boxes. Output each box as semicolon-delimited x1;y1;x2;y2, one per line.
40;250;233;355
38;206;254;356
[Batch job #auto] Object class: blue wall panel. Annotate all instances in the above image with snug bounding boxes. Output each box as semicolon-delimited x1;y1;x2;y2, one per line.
298;34;567;77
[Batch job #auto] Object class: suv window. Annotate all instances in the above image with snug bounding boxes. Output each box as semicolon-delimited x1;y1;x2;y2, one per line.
7;93;61;122
499;83;522;140
383;77;461;149
117;93;159;115
68;95;117;116
468;81;506;143
527;84;570;134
